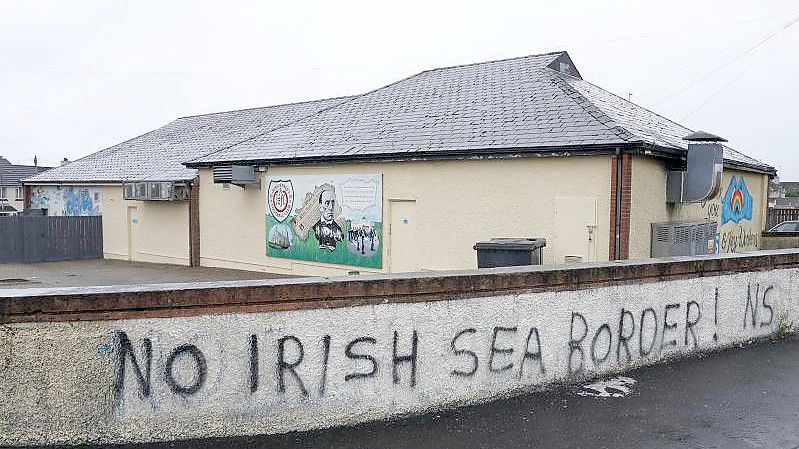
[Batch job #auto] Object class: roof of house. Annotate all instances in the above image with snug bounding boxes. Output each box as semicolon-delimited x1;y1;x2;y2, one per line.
772;197;799;208
0;157;50;186
0;204;18;212
187;51;774;174
23;96;354;183
779;181;799;191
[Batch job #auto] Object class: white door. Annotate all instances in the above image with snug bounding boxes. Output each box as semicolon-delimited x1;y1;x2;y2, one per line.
127;206;139;261
389;200;418;273
554;197;597;263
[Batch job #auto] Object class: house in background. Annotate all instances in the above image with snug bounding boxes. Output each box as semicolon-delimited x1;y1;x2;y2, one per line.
769;181;799;208
22;97;353;266
186;51;775;276
0;156;50;217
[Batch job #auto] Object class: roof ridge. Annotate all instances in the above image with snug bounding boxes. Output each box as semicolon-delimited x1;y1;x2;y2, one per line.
543;68;638;143
175;95;357;120
185;96;364;164
417;51;565;75
555;71;774;171
188;55;567;166
186;69;437;165
23;121;179;182
563;73;697;139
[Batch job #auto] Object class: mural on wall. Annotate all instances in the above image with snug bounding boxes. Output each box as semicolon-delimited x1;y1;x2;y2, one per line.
29;186;101;216
721;176;753;224
265;174;382;268
716;176;758;253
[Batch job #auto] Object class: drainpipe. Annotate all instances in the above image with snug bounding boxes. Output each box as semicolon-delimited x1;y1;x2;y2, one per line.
614;148;623;260
188;177;201;267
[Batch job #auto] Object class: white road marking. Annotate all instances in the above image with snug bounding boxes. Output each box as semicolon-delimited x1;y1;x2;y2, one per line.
577;376;637;397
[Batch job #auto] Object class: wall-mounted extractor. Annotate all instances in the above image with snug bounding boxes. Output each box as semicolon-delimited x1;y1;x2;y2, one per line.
212;165;258;187
123;182;190;201
666;131;725;203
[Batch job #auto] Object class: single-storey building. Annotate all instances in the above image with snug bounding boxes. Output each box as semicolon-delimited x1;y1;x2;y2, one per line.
22;97;352;265
184;51;775;276
23;51;775;276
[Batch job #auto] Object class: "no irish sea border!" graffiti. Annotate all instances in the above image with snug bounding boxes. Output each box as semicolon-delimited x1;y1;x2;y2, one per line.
110;282;777;408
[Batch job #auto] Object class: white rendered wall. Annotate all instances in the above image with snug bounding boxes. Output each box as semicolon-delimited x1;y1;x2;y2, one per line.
1;266;796;445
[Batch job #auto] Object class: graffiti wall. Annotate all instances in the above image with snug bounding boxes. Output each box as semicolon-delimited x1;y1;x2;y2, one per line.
265;174;382;268
2;258;797;446
29;185;102;216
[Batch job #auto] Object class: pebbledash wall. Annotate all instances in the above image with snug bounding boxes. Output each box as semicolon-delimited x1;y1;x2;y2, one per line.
2;249;798;446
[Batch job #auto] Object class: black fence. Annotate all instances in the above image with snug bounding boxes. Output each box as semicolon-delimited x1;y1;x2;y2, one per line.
767;208;799;230
0;216;103;263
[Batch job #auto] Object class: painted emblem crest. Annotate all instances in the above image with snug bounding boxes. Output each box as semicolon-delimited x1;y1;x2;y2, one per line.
268;180;294;223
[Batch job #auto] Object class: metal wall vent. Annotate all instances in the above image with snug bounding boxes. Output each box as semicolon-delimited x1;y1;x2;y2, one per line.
123;182;189;201
651;220;717;258
213;165;257;186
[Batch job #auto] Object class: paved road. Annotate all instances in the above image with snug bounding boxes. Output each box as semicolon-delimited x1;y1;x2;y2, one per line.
54;338;799;449
0;259;291;289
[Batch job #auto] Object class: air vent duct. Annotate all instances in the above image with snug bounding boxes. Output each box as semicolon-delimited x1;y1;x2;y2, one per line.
213;165;258;187
666;131;725;203
122;182;189;201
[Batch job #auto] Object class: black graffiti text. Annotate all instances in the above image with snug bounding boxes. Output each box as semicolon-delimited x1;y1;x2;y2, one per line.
449;326;545;380
568;301;702;375
743;283;774;329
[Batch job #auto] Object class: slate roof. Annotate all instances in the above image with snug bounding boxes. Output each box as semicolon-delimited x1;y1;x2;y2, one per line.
779;182;799;192
188;51;773;174
560;75;770;170
0;157;50;186
24;96;354;183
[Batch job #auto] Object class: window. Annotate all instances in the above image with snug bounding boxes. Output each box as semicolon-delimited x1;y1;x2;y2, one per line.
0;187;6;199
15;187;23;200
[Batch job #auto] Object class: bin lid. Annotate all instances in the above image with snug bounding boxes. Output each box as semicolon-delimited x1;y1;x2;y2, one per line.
473;238;547;251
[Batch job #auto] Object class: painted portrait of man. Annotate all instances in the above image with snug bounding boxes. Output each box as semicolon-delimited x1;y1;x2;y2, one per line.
312;187;344;250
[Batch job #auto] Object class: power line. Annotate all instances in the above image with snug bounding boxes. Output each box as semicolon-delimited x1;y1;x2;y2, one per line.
648;14;799;108
634;24;778;99
681;22;795;120
0;10;796;78
0;94;114;138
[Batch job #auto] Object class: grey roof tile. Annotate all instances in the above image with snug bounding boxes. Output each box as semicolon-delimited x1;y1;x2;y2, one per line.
560;74;770;170
191;51;772;173
24;96;354;183
0;157;52;186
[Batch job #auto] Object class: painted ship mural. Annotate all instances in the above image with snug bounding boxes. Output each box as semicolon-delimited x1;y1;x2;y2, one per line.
268;225;292;250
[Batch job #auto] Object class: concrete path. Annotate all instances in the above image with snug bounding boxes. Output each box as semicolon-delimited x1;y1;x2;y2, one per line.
0;259;291;289
50;338;799;449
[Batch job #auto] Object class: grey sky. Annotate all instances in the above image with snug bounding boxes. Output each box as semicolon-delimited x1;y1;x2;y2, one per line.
0;1;797;178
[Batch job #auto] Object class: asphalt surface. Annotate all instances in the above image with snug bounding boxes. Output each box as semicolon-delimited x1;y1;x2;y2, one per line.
38;338;799;449
0;259;290;289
